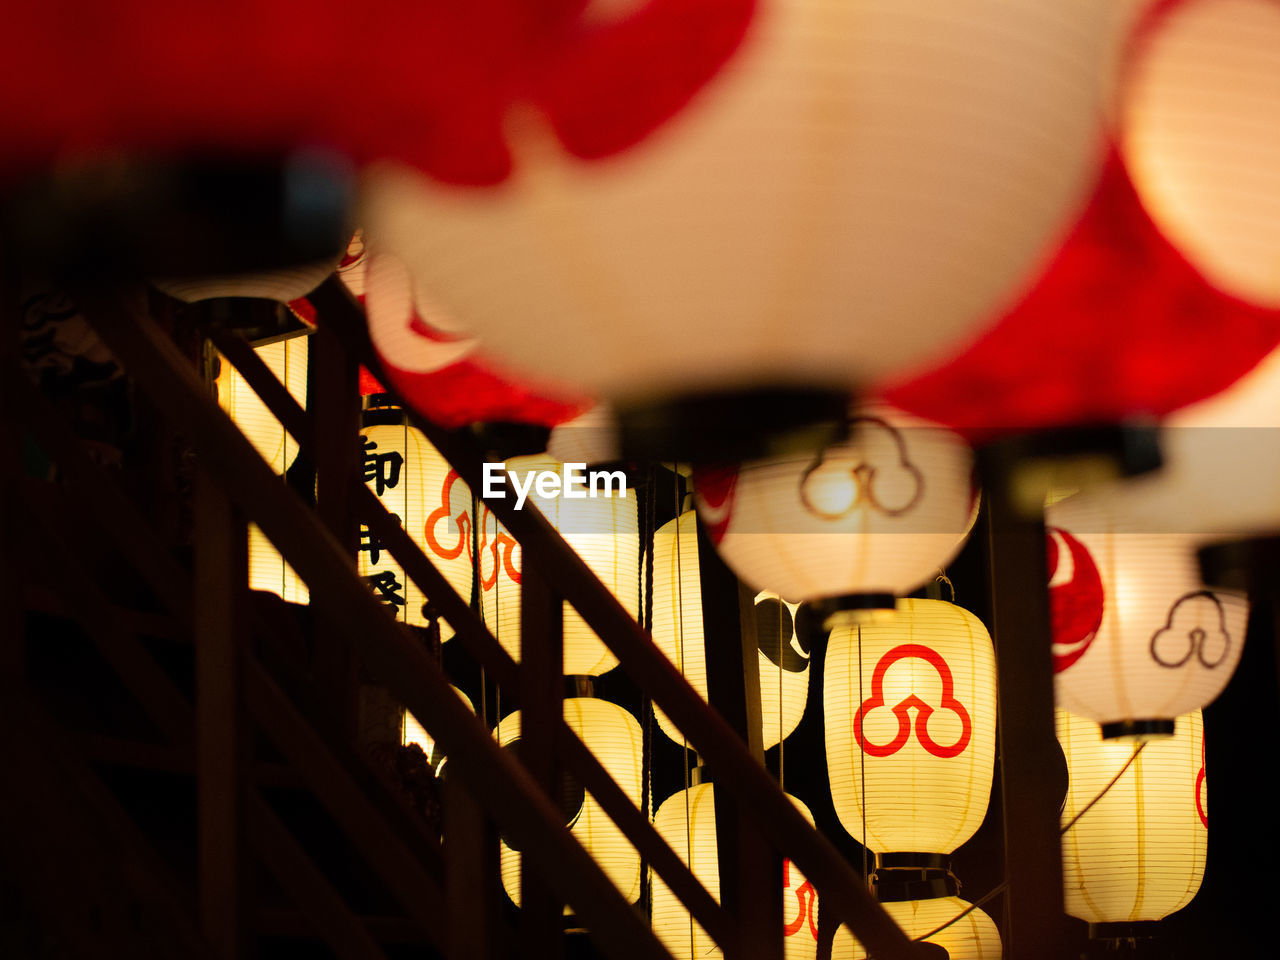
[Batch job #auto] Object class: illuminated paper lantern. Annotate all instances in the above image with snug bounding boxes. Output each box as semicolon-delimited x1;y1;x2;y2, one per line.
1045;495;1248;736
652;782;818;960
650;510;809;748
402;685;475;775
496;698;643;907
364;0;1117;405
696;405;974;605
546;402;619;469
832;895;1001;960
1122;0;1280;308
480;456;638;676
358;417;474;637
1058;708;1207;923
825;599;997;854
216;336;309;602
152;261;335;304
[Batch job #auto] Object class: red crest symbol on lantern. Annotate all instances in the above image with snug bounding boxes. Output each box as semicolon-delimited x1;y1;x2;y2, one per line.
424;470;471;561
1046;527;1105;673
853;644;973;759
692;464;738;545
782;859;818;941
1195;733;1208;829
478;504;521;590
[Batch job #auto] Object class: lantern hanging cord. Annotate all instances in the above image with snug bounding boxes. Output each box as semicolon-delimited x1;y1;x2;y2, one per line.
1059;741;1147;837
934;571;955;603
904;742;1147;948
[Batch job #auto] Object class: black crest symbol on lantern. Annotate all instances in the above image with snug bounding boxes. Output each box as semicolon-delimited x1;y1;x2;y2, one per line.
1150;591;1232;670
798;417;925;521
754;595;810;673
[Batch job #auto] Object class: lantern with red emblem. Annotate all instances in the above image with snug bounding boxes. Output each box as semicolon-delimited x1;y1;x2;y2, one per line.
1046;493;1248;738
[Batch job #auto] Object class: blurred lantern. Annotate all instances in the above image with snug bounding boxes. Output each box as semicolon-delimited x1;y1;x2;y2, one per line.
652;781;818;960
152;261;335;304
480;456;638;675
650;510;809;748
1058;707;1207;924
360;251;587;428
882;153;1280;442
1121;0;1280;309
1045;494;1248;738
496;696;643;908
363;0;1118;448
358;404;474;638
831;896;1001;960
695;405;974;612
547;402;620;469
215;335;309;602
825;599;997;855
402;685;475;776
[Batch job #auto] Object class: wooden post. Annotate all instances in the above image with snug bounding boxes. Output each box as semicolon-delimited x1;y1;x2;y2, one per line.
195;469;248;960
982;487;1069;960
0;271;23;681
520;566;565;957
698;519;782;960
446;774;502;960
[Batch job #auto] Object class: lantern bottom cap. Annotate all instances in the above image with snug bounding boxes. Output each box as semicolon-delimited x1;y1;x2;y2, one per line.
616;385;848;462
1099;719;1176;741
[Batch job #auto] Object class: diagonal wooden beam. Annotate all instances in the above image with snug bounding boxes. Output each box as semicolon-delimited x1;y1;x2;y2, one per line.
77;287;677;960
217;324;732;947
309;278;925;960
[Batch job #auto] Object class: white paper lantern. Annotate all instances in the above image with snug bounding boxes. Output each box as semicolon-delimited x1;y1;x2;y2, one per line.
1045;495;1248;735
826;599;997;855
216;336;310;602
480;456;639;676
651;510;809;749
1121;0;1280;307
831;895;1002;960
364;0;1117;404
1058;707;1207;923
357;419;474;637
496;698;643;908
153;261;336;303
547;402;620;469
697;405;975;605
402;685;475;775
652;783;818;960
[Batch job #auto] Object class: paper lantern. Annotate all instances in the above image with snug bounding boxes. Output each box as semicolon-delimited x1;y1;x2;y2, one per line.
1045;495;1248;736
650;510;808;749
652;782;818;960
358;417;474;637
496;698;643;908
363;0;1117;407
696;405;974;605
216;336;309;602
402;685;475;775
881;153;1280;442
825;599;997;855
832;896;1001;960
1058;707;1207;923
360;251;587;428
546;402;620;469
152;262;335;304
1121;0;1280;308
480;456;638;676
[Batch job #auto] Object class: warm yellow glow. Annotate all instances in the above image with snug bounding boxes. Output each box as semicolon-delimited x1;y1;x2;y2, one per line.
1046;496;1248;726
825;599;997;854
650;511;809;749
699;404;975;602
651;784;818;959
402;686;475;774
217;337;310;602
358;422;474;638
496;698;643;909
1058;708;1207;923
832;896;1001;959
481;456;639;676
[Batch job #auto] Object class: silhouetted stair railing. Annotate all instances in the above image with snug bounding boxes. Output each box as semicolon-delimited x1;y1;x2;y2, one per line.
306;277;928;960
74;289;679;960
15;373;455;958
